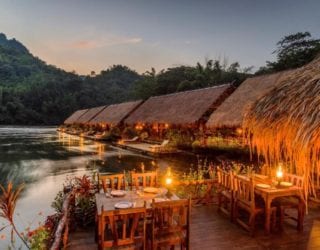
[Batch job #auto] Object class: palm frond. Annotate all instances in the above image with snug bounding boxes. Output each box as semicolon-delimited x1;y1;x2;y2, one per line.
243;57;320;202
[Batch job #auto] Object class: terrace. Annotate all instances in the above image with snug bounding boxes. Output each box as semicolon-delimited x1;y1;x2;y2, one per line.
68;202;320;250
42;163;319;250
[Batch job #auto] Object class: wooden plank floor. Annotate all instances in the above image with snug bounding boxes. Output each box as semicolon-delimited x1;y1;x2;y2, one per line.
68;202;320;250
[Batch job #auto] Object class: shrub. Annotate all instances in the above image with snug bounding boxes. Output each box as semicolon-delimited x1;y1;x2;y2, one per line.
166;129;194;149
122;127;137;139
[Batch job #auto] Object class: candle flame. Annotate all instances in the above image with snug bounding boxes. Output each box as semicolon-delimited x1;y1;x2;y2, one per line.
276;165;283;179
166;177;172;185
165;167;172;186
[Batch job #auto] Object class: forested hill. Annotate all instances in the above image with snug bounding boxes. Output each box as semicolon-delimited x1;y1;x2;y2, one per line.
0;33;252;125
0;33;141;125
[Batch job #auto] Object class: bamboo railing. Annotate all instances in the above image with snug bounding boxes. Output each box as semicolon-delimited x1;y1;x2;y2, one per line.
50;191;75;250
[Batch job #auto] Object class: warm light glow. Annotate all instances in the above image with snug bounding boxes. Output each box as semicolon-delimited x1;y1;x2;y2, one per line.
166;177;172;185
165;123;169;129
135;124;143;130
236;128;243;135
276;164;283;179
165;167;173;186
79;136;84;152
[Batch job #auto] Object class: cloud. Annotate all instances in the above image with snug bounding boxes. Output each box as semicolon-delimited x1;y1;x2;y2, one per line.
70;35;142;49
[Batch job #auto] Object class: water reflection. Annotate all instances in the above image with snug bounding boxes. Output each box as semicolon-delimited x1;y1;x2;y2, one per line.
0;126;202;248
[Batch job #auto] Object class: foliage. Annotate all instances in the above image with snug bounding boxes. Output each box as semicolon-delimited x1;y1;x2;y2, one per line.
166;129;194;149
0;182;30;249
72;175;97;228
100;127;121;141
27;226;50;250
256;31;320;74
121;126;137;139
175;158;215;199
74;175;95;197
133;61;250;100
192;136;241;150
51;191;64;214
74;195;95;228
181;158;214;181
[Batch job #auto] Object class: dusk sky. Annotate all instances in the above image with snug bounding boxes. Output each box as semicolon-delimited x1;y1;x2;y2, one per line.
0;0;319;74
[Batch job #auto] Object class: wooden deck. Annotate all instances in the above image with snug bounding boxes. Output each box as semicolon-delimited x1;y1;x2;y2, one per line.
68;202;320;250
114;142;179;155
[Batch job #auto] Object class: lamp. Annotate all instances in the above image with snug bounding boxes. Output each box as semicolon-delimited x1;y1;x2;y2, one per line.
165;167;173;198
276;164;283;186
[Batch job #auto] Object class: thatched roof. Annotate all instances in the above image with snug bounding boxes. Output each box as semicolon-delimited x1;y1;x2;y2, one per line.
206;70;295;128
124;85;232;125
75;106;107;124
89;100;143;126
243;57;320;199
64;109;89;124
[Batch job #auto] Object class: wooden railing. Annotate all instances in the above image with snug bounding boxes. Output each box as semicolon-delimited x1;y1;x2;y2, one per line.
50;191;75;250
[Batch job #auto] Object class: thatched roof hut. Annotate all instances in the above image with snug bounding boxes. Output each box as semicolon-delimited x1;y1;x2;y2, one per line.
75;106;107;124
206;70;295;128
64;109;89;124
243;57;320;199
89;100;143;126
124;84;233;126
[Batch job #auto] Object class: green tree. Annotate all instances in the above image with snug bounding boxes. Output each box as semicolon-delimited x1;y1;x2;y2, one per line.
256;32;320;74
133;68;157;99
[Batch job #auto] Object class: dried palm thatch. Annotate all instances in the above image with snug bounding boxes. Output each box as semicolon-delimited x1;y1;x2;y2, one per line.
88;100;143;126
76;106;106;124
206;71;295;128
125;84;232;125
243;57;320;202
64;109;89;124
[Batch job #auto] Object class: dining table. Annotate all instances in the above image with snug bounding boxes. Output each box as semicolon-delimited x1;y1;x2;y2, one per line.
251;174;305;234
95;188;180;215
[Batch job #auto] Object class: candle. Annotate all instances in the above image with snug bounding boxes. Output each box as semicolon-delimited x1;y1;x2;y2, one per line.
165;167;173;198
276;165;283;185
166;177;172;185
165;167;173;185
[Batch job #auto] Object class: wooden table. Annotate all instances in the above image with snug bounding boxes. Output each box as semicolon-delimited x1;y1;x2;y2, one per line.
255;185;304;234
95;189;179;215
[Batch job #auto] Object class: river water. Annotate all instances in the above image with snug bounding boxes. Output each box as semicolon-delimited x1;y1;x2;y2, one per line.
0;126;201;248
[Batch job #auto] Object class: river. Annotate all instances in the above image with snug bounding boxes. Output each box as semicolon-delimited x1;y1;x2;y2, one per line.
0;126;201;248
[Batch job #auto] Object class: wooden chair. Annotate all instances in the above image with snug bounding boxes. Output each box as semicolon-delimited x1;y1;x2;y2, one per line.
98;206;147;250
278;173;305;231
131;171;157;189
217;167;234;220
149;199;191;250
233;175;276;235
149;140;170;153
311;170;320;201
122;136;139;143
98;173;126;192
